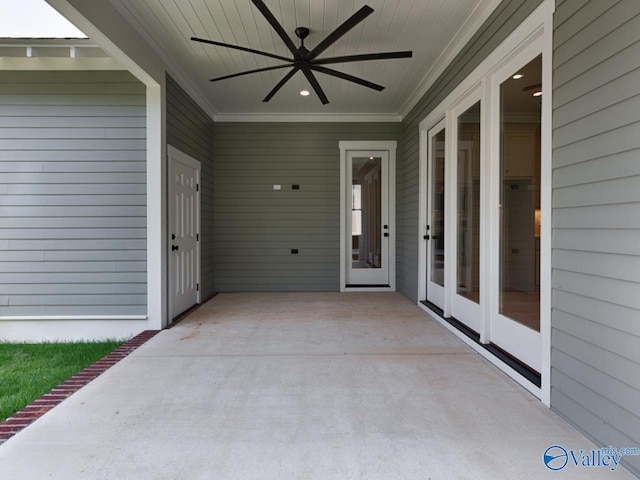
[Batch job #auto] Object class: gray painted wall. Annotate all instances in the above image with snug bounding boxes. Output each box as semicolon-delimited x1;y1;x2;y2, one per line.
213;122;401;292
397;0;543;302
165;75;216;300
552;0;640;475
0;70;147;316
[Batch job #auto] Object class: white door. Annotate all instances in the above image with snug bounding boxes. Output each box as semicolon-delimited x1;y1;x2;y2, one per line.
426;120;446;309
490;54;543;372
450;100;482;333
168;145;201;320
346;151;389;286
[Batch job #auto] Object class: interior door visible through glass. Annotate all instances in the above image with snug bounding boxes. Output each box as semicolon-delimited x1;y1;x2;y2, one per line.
499;55;542;332
352;157;382;270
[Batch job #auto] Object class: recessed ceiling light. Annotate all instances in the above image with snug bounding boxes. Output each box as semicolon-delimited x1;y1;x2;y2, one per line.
512;74;524;80
300;90;310;96
533;91;542;97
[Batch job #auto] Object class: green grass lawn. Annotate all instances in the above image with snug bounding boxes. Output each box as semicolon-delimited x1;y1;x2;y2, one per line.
0;340;125;423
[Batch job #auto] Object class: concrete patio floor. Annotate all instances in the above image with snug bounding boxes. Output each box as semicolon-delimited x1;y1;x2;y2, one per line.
0;292;636;479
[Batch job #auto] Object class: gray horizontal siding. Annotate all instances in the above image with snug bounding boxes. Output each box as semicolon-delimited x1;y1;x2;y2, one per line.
0;70;147;317
552;1;640;476
214;122;401;292
398;0;543;302
165;74;216;301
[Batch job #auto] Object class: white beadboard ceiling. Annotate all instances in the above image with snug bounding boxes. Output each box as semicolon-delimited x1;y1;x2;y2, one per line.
111;0;499;120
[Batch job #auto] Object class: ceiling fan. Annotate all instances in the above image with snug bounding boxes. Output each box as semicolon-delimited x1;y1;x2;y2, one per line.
191;0;413;105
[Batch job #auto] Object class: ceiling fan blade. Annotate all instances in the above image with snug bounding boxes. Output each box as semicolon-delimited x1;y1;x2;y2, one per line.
302;69;329;105
210;64;293;82
307;5;374;61
263;66;300;102
311;65;384;91
314;51;413;65
250;0;298;55
191;37;292;63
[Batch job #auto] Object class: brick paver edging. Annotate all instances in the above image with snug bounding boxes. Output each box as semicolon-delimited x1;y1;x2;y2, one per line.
0;329;160;446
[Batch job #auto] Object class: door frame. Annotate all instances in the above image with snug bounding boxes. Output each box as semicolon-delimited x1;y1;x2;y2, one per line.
167;144;201;321
339;140;396;292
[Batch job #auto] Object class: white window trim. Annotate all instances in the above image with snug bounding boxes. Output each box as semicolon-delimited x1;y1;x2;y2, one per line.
417;0;554;406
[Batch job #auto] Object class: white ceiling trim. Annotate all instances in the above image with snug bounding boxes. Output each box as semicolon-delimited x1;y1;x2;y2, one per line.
398;0;502;118
214;113;402;123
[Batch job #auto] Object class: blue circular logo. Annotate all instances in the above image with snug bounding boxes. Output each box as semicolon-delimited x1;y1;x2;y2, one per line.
544;445;569;471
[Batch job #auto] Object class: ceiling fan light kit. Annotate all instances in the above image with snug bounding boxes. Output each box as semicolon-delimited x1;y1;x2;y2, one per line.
191;0;413;105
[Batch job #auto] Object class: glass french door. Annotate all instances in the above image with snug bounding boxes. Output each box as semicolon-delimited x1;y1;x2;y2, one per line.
426;120;446;309
346;151;389;285
490;54;542;372
450;100;482;332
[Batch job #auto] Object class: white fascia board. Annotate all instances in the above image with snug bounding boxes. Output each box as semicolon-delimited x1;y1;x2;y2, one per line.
45;0;165;86
0;57;124;70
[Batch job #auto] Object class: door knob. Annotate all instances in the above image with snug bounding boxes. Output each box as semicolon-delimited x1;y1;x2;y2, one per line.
172;245;179;251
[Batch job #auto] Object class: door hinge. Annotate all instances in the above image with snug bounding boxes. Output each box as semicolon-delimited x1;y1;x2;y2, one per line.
197;283;200;292
197;233;199;241
196;184;200;192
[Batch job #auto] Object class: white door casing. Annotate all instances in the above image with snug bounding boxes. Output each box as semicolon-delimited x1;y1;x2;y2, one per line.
339;141;396;291
168;145;201;320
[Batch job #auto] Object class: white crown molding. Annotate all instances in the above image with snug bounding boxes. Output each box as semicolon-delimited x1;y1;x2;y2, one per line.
399;0;502;119
213;113;402;123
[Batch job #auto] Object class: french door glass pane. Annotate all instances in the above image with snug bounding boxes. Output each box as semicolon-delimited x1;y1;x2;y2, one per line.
352;157;382;269
457;101;481;302
499;55;542;331
431;129;445;286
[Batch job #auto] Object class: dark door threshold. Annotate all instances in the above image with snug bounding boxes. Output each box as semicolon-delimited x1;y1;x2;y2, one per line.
345;284;391;288
420;301;541;388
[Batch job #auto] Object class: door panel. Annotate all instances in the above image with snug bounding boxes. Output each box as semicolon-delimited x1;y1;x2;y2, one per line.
491;54;542;372
451;100;482;333
346;152;389;286
168;147;200;320
426;121;446;309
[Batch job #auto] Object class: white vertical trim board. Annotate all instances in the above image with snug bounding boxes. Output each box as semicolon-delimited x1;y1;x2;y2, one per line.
416;0;554;404
146;83;167;330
